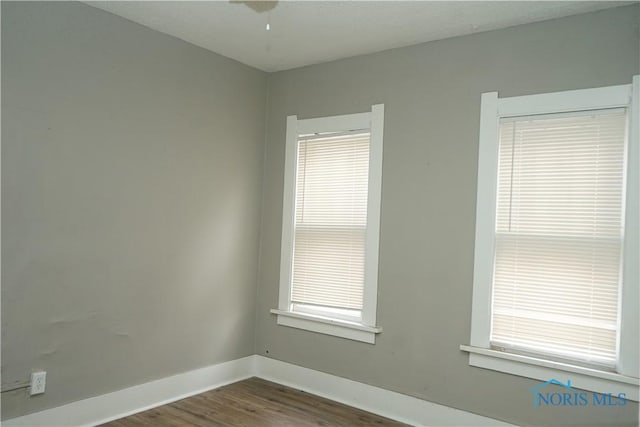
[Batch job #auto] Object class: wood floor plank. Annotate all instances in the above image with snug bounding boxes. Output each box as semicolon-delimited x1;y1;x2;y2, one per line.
242;378;393;425
99;377;407;427
204;385;324;426
227;380;371;426
184;386;332;427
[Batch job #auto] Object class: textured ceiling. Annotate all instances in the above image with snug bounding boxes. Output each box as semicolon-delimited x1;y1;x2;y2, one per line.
85;1;633;72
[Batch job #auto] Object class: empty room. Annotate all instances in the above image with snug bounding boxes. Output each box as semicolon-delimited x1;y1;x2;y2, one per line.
2;1;639;426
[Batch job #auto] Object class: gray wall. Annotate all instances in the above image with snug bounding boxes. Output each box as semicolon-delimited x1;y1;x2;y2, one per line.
255;5;640;427
3;1;639;425
2;1;266;419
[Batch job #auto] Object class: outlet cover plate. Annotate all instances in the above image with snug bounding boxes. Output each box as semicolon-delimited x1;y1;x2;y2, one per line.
30;371;46;395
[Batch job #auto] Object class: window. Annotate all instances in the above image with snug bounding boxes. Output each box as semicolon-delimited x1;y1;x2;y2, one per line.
271;105;384;344
462;78;639;400
493;110;626;368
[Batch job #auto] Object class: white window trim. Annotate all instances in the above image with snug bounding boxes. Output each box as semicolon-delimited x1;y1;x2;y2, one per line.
462;77;640;400
460;345;639;400
272;104;384;344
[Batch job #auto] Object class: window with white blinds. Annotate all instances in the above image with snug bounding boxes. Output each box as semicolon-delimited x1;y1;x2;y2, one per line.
274;105;384;344
464;82;639;396
291;131;370;315
491;110;627;368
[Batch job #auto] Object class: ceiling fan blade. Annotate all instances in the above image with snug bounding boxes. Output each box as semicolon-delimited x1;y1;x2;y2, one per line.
229;1;278;13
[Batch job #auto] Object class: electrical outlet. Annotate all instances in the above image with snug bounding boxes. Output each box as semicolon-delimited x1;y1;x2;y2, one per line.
30;371;46;395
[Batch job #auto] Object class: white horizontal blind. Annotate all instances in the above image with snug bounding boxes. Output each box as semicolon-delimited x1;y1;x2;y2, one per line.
491;109;627;367
291;131;370;312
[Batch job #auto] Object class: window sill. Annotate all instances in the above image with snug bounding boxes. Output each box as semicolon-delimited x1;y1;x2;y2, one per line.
460;345;639;401
270;309;382;344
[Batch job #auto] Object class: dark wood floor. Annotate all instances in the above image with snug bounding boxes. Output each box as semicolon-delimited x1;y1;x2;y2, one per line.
99;377;408;427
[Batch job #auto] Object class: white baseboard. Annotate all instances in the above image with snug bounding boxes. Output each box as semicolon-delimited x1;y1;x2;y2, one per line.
4;355;513;427
3;356;256;427
254;356;514;426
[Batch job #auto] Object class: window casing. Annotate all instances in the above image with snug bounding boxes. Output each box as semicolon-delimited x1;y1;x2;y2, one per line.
462;79;639;400
272;105;384;344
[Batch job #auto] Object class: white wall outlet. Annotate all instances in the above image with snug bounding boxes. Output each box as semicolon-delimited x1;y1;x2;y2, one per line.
30;371;46;395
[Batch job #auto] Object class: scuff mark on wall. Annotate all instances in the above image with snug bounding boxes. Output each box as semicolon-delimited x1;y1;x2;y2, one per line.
39;345;58;357
48;310;98;326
